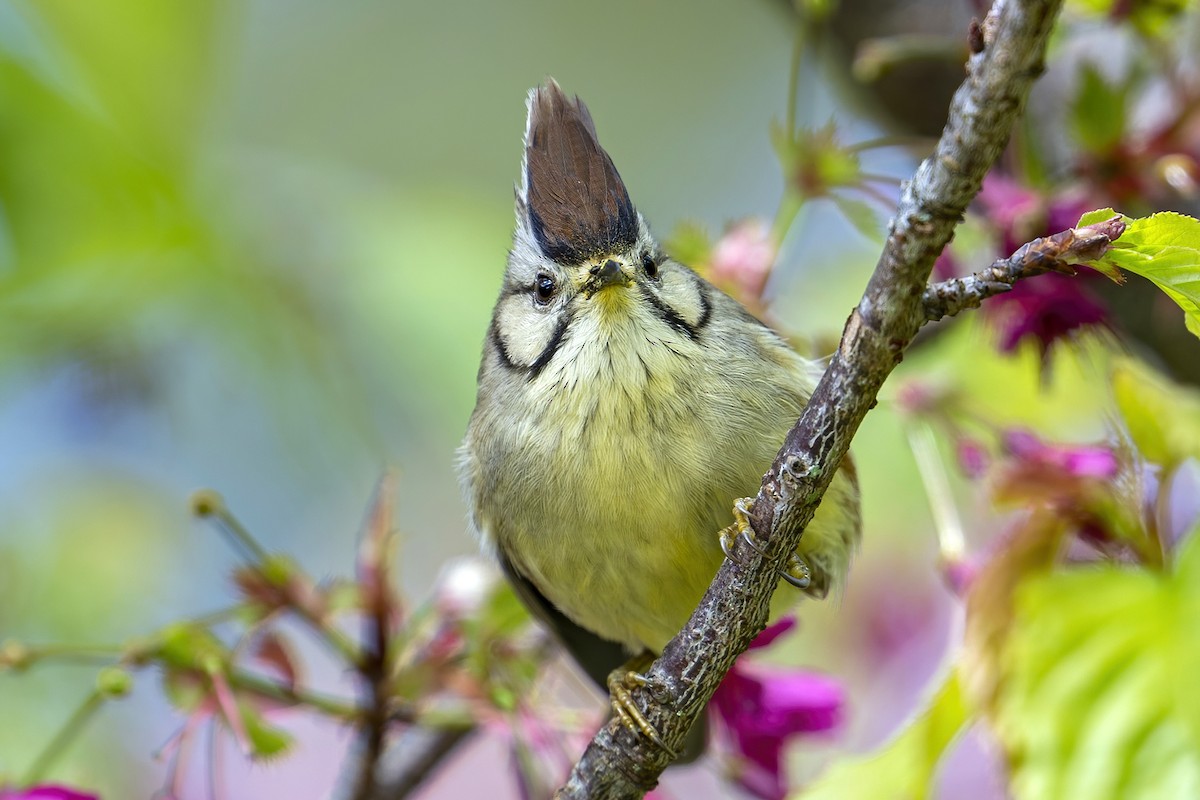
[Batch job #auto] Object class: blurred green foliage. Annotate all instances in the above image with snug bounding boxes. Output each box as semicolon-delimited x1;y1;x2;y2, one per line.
3;0;1200;798
997;531;1200;799
799;674;968;799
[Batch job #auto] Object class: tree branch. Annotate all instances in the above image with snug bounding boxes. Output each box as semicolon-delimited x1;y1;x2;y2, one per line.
555;1;1065;797
922;216;1126;322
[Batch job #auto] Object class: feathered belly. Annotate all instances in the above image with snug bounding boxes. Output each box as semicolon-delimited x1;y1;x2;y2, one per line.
494;373;744;652
503;472;731;654
483;328;853;653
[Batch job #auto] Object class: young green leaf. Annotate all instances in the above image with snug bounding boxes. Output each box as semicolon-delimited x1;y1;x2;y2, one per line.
1077;208;1124;227
240;702;296;760
798;674;969;800
1070;65;1127;155
1076;211;1200;337
832;195;884;242
994;536;1200;799
1111;358;1200;468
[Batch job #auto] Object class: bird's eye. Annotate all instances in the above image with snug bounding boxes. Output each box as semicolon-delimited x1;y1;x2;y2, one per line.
534;273;556;304
641;251;659;278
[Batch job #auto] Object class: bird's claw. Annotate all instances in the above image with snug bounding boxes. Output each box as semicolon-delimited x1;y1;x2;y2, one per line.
607;659;675;758
719;498;813;590
781;553;813;589
719;497;763;562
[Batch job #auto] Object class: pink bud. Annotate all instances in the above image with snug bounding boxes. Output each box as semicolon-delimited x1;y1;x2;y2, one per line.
1;786;100;800
956;438;990;478
708;219;776;304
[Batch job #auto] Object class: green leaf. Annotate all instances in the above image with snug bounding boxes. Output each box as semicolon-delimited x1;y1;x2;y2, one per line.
1111;357;1200;467
665;221;712;269
1066;0;1188;37
797;673;969;800
832;195;884;242
1124;0;1189;38
1070;65;1127;155
476;583;531;641
1176;532;1200;750
994;541;1200;800
1077;207;1124;227
155;623;229;673
240;703;295;760
1082;211;1200;338
161;669;207;713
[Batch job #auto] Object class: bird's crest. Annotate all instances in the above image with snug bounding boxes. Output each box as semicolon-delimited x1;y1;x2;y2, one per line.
520;79;638;265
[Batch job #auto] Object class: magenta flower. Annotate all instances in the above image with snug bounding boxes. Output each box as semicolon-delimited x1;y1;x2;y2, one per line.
977;173;1043;254
0;787;99;800
976;174;1108;360
976;174;1093;254
710;618;844;800
932;246;961;281
1003;430;1119;479
989;273;1108;360
748;617;798;650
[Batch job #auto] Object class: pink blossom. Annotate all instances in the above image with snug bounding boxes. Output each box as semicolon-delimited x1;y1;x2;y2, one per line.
978;174;1096;256
956;437;990;478
1003;430;1119;479
1044;190;1094;237
0;787;99;800
711;617;843;800
941;556;981;597
893;380;953;417
708;219;776;304
977;174;1042;254
748;617;797;650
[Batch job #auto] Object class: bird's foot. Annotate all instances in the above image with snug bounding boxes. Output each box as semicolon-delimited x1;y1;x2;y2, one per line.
781;552;813;590
607;654;675;758
719;497;814;591
719;497;764;561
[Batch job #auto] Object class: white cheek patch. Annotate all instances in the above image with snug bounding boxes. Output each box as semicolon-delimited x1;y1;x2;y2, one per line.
659;271;707;329
494;293;569;368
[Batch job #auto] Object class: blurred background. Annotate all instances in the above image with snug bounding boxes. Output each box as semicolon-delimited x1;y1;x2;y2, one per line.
3;0;1188;798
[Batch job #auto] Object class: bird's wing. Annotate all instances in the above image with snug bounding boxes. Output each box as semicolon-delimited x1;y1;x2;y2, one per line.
494;547;708;762
495;546;630;689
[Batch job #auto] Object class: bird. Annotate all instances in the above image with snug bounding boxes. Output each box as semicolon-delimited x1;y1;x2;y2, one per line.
458;78;861;757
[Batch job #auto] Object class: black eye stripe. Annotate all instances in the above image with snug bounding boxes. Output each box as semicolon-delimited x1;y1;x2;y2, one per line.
490;310;572;380
527;312;571;378
695;283;712;330
635;280;711;342
489;319;520;370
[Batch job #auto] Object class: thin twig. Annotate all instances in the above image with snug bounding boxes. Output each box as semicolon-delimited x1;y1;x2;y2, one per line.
555;1;1065;797
347;474;400;800
906;421;967;561
22;689;106;784
922;216;1126;322
361;724;476;800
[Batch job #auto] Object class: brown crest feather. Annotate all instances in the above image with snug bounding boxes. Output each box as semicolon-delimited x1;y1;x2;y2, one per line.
524;80;637;264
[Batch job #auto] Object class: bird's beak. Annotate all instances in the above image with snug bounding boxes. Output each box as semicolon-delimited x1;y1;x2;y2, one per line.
582;258;631;297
